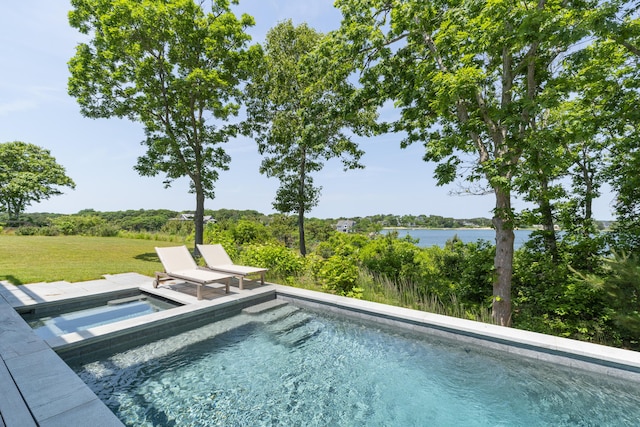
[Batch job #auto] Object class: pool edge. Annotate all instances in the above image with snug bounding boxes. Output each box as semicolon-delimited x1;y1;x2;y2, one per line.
273;284;640;381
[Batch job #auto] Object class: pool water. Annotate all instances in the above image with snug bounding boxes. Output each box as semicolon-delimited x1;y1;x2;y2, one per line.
71;303;640;426
25;294;179;340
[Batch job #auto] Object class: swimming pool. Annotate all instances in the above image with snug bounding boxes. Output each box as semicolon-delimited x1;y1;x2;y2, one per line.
71;302;640;426
23;293;180;340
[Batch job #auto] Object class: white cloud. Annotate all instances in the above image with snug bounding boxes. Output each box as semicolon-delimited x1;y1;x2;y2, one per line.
0;99;37;116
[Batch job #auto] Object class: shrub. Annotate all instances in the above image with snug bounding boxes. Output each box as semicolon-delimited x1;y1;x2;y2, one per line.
359;233;424;283
51;215;109;235
512;239;610;344
317;255;360;296
575;251;640;349
429;238;495;305
37;226;60;236
232;219;270;245
314;232;369;258
15;226;39;236
161;219;195;236
240;243;306;279
87;224;120;237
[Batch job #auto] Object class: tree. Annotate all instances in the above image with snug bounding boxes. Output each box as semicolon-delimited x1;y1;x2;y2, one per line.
0;141;75;224
67;0;255;251
244;20;376;256
586;2;640;254
333;0;595;325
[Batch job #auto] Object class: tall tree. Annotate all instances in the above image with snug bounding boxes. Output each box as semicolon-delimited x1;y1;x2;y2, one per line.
333;0;595;325
67;0;255;251
0;141;75;224
244;20;375;256
587;1;640;253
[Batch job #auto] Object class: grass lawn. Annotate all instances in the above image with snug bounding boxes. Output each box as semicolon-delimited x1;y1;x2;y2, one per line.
0;235;186;285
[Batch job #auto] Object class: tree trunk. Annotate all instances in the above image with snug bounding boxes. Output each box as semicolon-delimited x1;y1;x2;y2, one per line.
539;178;559;261
298;171;307;256
298;205;306;257
194;182;205;256
492;186;515;326
298;150;307;257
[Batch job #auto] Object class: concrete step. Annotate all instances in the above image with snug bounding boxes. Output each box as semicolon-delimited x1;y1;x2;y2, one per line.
242;299;289;315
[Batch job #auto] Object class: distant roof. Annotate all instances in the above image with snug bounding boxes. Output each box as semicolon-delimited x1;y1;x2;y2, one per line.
173;213;215;222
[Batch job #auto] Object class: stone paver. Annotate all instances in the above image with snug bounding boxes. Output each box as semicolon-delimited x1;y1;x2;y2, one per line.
0;281;124;426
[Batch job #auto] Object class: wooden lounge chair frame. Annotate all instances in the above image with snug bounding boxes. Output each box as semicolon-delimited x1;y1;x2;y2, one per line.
154;246;233;300
197;244;268;290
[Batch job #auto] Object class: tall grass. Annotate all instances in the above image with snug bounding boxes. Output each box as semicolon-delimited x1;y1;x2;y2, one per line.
117;230;188;242
358;270;495;324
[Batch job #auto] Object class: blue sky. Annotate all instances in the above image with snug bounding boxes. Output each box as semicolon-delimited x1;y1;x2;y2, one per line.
0;1;615;220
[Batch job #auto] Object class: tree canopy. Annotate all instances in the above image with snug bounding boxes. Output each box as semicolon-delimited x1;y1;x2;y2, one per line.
67;0;256;249
0;141;75;224
332;0;600;325
244;20;376;256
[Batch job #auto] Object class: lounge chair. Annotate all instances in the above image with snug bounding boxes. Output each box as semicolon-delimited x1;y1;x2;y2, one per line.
196;244;268;290
154;246;233;300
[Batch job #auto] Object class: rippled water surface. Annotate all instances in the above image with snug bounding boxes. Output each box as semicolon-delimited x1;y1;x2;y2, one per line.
72;304;640;426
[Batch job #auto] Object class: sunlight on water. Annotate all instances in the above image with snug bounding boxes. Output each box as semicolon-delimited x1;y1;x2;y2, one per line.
72;305;640;426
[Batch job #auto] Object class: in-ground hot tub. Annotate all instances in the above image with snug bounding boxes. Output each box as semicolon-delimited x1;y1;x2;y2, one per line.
19;291;181;340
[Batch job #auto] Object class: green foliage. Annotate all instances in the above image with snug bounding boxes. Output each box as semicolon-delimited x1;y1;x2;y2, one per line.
15;226;42;236
576;252;640;349
232;220;270;245
359;233;424;284
202;222;238;259
160;219;195;236
317;254;360;296
68;0;256;245
207;209;268;223
430;238;495;306
333;0;602;325
304;218;335;246
0;141;75;223
239;243;306;281
244;20;376;255
314;232;369;259
52;215;105;235
512;237;611;344
267;214;297;247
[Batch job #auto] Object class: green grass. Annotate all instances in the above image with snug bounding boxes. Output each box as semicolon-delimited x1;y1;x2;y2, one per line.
0;235;186;285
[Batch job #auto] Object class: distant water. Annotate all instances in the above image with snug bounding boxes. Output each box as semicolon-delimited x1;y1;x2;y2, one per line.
382;228;533;249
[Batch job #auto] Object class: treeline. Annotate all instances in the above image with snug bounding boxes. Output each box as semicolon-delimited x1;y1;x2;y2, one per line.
1;209;507;236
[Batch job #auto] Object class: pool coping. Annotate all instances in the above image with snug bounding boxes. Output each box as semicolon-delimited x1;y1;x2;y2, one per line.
273;285;640;380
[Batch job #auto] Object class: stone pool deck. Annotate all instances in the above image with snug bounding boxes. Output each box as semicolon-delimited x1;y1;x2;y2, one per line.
0;272;276;427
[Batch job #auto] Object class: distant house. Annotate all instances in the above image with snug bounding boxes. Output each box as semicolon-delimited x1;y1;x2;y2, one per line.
173;213;216;224
336;220;356;233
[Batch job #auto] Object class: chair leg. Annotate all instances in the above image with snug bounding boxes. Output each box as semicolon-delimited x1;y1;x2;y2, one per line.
225;278;230;293
260;272;264;286
197;285;202;300
238;276;244;290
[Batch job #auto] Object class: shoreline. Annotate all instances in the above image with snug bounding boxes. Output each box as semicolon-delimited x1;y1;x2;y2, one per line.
381;227;539;231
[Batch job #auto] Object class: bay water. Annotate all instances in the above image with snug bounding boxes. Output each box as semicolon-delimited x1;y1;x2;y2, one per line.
382;228;533;249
